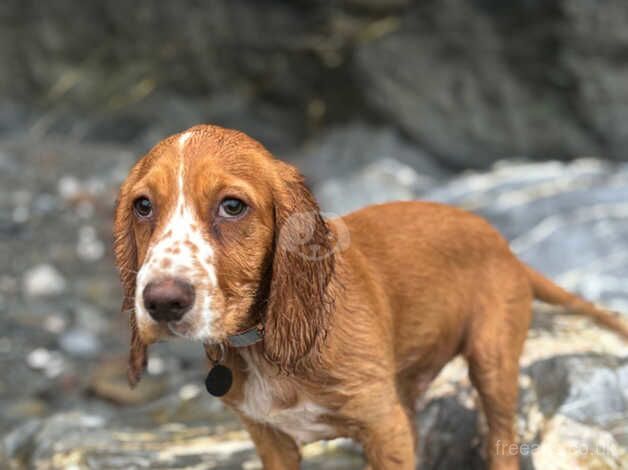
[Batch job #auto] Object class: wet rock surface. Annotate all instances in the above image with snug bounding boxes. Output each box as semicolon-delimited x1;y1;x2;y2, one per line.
6;1;628;167
1;132;627;469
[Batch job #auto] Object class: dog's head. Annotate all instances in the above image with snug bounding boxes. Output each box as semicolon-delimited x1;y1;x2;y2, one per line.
113;125;336;386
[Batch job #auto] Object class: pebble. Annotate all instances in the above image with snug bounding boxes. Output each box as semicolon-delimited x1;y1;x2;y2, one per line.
26;348;65;378
12;205;29;223
0;337;12;353
147;356;165;375
0;150;15;172
75;200;94;218
0;275;17;293
178;383;201;401
12;189;31;206
57;176;80;200
23;264;66;297
33;193;57;214
59;328;101;357
44;314;67;334
74;303;109;334
85;178;106;195
26;348;50;369
76;225;105;261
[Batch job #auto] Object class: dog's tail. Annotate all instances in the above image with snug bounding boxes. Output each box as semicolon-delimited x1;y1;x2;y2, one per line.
524;264;628;339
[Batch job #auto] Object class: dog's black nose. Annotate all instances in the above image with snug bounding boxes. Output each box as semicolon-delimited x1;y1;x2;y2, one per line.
143;277;195;323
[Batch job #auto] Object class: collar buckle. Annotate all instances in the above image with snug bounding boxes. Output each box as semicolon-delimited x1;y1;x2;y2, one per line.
227;323;264;348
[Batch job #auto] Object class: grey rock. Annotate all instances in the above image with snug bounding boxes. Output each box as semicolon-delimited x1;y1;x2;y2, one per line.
73;303;109;335
59;328;102;358
340;0;411;10
1;419;41;464
25;348;66;378
526;355;628;441
22;264;66;298
289;123;446;214
76;225;105;261
423;159;628;310
0;409;362;469
6;2;628;168
291;123;446;186
561;0;628;162
532;415;627;469
354;1;599;168
417;396;485;470
1;135;628;469
316;157;429;215
10;355;627;469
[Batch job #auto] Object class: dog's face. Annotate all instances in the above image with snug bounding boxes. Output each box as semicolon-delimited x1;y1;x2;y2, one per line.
113;125;335;385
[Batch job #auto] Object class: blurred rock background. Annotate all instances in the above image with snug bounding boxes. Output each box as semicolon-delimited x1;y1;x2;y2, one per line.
1;1;628;469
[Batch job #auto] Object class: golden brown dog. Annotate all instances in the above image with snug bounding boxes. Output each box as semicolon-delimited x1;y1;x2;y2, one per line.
113;124;628;470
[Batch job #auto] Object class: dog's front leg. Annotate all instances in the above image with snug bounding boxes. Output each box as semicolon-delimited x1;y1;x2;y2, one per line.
239;414;301;470
357;401;416;470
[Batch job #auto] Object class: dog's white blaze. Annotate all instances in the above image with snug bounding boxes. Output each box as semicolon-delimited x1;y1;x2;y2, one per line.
238;351;334;444
135;130;216;340
178;131;192;151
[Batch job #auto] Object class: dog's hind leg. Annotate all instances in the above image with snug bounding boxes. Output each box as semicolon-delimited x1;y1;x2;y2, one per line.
464;275;533;470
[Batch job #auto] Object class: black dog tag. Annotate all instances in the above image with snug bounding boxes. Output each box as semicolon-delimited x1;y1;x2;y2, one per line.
205;364;233;397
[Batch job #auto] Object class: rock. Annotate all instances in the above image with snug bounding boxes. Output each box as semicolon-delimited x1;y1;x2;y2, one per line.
289;123;446;214
59;328;101;357
57;175;81;201
87;358;170;406
532;415;627;470
43;314;66;334
3;399;48;423
32;193;58;215
423;159;628;311
25;348;65;378
6;2;628;166
526;355;628;440
524;354;628;469
354;1;597;168
1;133;628;469
12;205;29;224
342;0;411;10
290;123;446;187
1;419;41;465
417;396;484;470
0;412;255;470
560;0;628;163
11;353;627;469
73;303;108;335
316;157;429;215
22;264;66;297
76;225;105;261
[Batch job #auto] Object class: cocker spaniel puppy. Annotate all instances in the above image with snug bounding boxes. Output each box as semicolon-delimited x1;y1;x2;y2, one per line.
114;125;627;470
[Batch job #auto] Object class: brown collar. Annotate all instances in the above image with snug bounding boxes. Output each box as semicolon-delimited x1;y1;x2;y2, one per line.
226;323;264;348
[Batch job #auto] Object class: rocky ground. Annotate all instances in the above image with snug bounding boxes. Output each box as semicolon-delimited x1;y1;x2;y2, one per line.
0;123;627;469
6;1;628;168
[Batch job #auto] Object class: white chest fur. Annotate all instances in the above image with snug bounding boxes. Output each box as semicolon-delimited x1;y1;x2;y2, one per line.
238;352;334;445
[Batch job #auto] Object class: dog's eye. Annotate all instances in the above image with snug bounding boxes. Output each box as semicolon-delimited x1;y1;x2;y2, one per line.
133;196;153;219
218;198;247;218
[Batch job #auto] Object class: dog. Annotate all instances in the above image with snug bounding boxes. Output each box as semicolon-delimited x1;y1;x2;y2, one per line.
113;124;628;470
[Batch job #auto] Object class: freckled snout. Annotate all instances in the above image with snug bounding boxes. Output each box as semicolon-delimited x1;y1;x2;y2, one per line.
143;277;195;323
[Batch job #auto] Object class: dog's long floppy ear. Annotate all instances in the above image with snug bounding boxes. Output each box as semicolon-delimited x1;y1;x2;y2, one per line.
113;167;147;387
263;161;335;371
